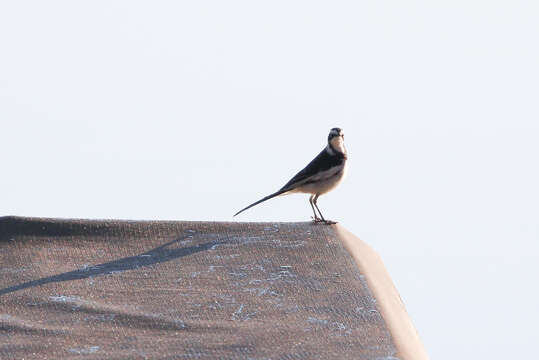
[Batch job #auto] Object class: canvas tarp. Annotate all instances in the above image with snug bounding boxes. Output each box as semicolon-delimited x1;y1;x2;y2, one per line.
0;217;422;359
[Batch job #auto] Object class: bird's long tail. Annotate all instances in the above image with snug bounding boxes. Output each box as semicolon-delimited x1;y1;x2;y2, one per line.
233;189;289;217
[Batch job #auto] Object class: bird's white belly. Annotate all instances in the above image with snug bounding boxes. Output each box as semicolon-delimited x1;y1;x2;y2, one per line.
295;163;347;195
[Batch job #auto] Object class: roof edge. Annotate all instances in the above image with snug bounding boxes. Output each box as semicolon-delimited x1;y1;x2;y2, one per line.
335;224;429;360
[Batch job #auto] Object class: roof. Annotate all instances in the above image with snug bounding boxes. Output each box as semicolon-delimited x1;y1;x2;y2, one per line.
0;216;427;359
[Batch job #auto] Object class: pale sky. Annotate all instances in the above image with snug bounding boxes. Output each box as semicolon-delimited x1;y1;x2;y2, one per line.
1;1;538;358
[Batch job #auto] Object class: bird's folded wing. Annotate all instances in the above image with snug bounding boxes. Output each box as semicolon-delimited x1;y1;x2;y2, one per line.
280;148;344;191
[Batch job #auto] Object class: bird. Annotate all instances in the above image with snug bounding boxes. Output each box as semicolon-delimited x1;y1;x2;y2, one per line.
234;127;348;224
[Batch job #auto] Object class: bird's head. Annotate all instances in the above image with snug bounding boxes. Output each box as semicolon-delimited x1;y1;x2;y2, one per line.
327;127;346;155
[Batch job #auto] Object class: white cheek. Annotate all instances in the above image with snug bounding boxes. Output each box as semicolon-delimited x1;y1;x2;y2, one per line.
331;137;346;153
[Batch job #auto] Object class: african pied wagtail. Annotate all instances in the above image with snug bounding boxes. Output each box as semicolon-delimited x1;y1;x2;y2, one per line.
234;128;347;224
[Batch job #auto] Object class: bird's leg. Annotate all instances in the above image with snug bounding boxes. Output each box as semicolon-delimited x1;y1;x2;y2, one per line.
309;195;322;222
313;195;336;225
313;195;326;221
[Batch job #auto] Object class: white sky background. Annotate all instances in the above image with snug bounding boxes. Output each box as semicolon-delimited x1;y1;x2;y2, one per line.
1;1;538;358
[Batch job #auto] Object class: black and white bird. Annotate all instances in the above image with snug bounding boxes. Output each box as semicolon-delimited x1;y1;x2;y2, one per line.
234;128;348;224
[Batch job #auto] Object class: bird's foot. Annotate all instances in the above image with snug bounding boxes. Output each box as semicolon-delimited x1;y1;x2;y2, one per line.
311;217;336;225
322;220;337;225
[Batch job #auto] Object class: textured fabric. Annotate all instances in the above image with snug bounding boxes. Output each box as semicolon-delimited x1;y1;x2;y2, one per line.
0;217;397;359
